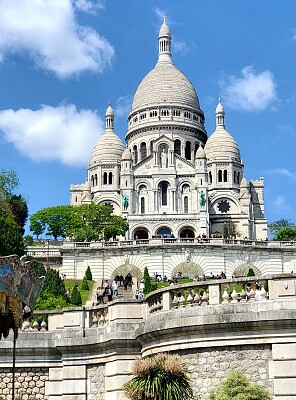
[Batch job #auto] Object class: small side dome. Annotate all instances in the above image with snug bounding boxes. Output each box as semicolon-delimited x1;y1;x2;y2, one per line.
195;146;206;159
90;104;125;164
122;148;132;160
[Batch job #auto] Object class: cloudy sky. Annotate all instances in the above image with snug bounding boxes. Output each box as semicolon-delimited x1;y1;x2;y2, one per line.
1;0;296;235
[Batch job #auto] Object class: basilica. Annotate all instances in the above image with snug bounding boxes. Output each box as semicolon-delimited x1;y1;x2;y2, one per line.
70;18;267;241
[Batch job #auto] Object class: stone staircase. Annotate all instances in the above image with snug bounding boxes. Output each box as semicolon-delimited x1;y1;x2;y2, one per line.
86;277;137;306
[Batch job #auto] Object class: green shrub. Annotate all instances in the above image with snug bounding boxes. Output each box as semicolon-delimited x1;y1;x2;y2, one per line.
143;267;151;294
71;284;82;306
247;268;255;277
81;276;89;290
85;266;92;280
35;290;68;310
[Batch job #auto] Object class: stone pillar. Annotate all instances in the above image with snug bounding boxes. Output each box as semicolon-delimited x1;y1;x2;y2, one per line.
208;284;221;305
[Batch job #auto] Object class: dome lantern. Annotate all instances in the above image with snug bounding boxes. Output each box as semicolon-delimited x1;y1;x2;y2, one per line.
216;98;225;129
158;15;172;64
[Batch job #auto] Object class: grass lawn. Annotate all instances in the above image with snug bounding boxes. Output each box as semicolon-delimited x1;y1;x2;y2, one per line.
64;279;95;305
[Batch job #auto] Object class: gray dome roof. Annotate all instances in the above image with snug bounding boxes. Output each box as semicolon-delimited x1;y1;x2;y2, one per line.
132;62;200;111
205;128;241;162
91;131;125;164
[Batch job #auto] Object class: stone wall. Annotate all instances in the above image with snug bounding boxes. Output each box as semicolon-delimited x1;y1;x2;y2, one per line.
87;364;105;400
0;368;49;400
181;344;273;398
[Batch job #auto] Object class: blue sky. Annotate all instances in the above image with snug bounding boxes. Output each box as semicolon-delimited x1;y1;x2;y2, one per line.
0;0;296;235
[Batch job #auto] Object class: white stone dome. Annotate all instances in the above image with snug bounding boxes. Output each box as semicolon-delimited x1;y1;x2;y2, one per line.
90;104;125;164
131;18;200;113
132;63;200;111
91;131;125;164
121;148;132;160
195;145;206;158
205;100;241;162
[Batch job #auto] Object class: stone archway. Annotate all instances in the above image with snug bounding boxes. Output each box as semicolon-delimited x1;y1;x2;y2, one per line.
112;265;143;281
233;263;261;277
133;228;149;239
171;262;204;279
179;228;195;238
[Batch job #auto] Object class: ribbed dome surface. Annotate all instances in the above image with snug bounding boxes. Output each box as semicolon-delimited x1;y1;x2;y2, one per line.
91;131;125;164
132;62;200;111
121;148;132;160
205;128;241;162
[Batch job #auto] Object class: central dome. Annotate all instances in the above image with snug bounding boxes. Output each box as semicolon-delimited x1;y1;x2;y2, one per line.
131;17;200;113
132;63;200;111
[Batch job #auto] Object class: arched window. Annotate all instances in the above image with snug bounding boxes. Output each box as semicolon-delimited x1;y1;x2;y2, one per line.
174;139;181;156
91;175;94;187
237;172;240;184
234;171;237;184
150;140;153;155
185;141;191;160
133;145;138;164
140;197;145;214
184;196;189;213
103;172;107;185
194;143;199;156
218;170;222;183
95;174;98;186
140;142;147;161
160;182;168;206
209;171;212;184
223;170;228;182
109;172;113;185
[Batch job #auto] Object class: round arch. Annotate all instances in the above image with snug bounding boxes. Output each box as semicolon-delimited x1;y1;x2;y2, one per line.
233;263;261;277
112;265;143;282
156;226;172;238
133;227;149;240
171;262;204;279
179;227;195;238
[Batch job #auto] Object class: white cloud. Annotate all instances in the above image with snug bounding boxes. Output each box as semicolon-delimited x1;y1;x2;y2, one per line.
0;105;104;167
115;95;133;118
74;0;104;13
266;168;296;181
274;195;291;211
173;40;190;55
0;0;114;78
219;66;277;111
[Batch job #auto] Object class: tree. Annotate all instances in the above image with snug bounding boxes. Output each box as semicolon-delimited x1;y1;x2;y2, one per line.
274;225;296;241
268;219;295;237
123;353;193;400
221;220;240;239
7;194;28;234
0;168;19;198
85;266;92;281
209;370;272;400
81;276;89;291
0;200;24;256
71;284;82;306
143;267;151;294
42;268;66;298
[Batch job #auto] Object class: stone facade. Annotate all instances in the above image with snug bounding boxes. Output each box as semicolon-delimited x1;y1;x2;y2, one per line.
70;18;268;242
87;365;105;400
181;345;273;397
0;367;48;400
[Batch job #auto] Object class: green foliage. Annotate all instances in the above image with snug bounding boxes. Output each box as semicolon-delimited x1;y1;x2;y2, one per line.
0;200;24;257
85;266;92;280
208;370;272;400
81;276;89;291
7;194;28;234
42;268;66;297
143;267;151;294
247;268;255;277
268;219;295;237
30;203;129;241
71;284;82;306
23;235;35;247
31;259;46;278
274;225;296;241
0;168;19;198
35;290;68;310
221;220;240;239
123;353;193;400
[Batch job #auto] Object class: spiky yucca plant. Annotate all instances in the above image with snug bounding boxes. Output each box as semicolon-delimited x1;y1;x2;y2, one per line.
123;354;193;400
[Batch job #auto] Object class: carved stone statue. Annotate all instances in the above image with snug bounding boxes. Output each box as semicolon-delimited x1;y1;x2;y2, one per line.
161;149;167;168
